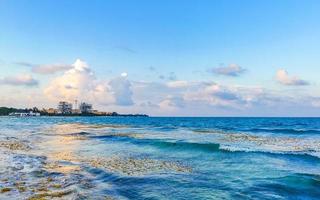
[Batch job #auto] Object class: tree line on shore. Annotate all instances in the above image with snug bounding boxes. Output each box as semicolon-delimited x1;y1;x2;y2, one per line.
0;107;148;117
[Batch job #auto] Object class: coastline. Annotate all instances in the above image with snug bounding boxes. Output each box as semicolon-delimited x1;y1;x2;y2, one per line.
0;106;148;117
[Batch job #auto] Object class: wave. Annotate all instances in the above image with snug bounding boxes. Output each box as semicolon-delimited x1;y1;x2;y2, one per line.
246;128;320;135
193;128;320;135
91;134;221;152
219;144;320;160
149;140;221;152
244;173;320;199
192;129;228;134
91;133;320;159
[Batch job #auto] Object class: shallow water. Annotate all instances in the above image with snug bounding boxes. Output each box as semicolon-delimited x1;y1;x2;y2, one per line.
0;117;319;199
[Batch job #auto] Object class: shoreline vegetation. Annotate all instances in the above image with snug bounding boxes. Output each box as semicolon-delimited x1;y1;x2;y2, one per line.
0;107;148;117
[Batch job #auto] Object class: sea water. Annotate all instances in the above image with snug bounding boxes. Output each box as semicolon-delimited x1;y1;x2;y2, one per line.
0;117;319;199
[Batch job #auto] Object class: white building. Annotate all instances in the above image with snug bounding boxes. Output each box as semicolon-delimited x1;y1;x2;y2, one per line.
57;101;73;114
79;102;93;113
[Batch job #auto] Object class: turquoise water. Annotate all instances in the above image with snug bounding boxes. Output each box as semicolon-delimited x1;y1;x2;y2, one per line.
0;117;320;199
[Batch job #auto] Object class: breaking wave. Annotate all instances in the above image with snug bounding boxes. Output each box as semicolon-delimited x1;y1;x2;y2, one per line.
90;132;320;159
245;128;320;135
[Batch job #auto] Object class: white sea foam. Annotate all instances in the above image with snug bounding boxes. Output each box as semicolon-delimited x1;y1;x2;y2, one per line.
192;128;320;158
218;133;320;158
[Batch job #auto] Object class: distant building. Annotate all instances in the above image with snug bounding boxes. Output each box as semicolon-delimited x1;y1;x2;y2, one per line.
58;101;73;114
79;102;92;113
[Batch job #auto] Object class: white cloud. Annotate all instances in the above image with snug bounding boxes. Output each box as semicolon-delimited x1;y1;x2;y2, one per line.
130;80;301;116
109;76;133;106
276;69;309;86
132;81;262;112
72;59;89;71
210;64;246;77
183;83;243;109
44;59;96;101
0;74;38;86
44;59;133;106
6;58;320;116
121;72;128;77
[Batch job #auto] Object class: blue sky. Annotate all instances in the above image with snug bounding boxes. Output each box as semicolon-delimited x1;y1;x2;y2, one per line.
0;0;320;116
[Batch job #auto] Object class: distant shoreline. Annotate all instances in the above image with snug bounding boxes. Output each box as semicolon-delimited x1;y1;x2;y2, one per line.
0;107;148;117
41;114;149;117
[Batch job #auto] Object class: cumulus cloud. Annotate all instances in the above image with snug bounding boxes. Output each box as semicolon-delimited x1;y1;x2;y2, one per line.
276;69;309;86
131;80;300;116
44;59;133;106
16;61;72;74
44;59;98;101
210;64;246;77
0;74;38;86
109;76;134;106
15;58;315;116
8;58;320;116
133;81;264;112
183;83;243;108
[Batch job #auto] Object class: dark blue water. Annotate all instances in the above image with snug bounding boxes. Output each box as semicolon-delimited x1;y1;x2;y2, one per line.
0;117;319;199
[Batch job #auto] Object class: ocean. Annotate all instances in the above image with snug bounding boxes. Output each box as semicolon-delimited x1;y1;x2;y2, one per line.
0;117;319;199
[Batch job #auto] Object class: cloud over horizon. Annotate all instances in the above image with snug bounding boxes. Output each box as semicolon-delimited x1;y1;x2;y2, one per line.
276;69;309;86
109;76;134;106
2;59;319;116
44;59;133;106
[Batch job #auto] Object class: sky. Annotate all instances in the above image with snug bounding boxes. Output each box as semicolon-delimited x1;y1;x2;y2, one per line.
0;0;320;116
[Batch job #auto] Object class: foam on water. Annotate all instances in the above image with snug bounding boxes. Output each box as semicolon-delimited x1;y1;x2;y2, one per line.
190;129;320;159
